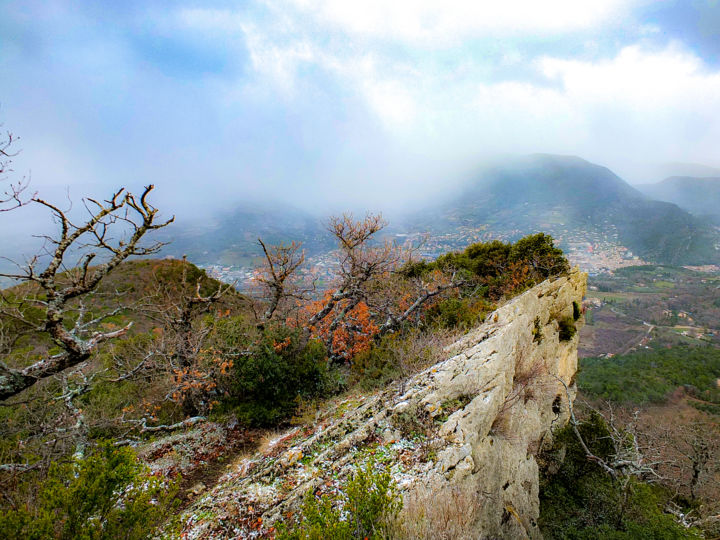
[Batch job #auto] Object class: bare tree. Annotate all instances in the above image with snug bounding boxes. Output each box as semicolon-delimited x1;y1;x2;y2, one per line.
141;256;234;416
307;213;395;329
302;213;463;362
674;421;718;500
555;377;664;481
0;185;173;401
0;129;32;212
255;239;307;325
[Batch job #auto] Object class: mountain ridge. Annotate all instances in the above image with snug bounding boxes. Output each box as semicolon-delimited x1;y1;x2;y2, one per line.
637;176;720;223
403;154;719;265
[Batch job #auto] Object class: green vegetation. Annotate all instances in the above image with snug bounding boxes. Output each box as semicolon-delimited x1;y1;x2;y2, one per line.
539;414;701;539
216;323;342;426
578;346;720;406
572;301;582;321
0;444;178;540
558;317;577;341
1;230;572;538
424;296;490;330
403;233;569;301
277;457;402;540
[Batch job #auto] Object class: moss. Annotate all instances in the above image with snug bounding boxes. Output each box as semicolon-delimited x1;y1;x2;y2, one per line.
436;395;474;423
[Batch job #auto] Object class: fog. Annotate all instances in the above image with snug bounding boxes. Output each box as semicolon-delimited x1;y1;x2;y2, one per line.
2;0;720;237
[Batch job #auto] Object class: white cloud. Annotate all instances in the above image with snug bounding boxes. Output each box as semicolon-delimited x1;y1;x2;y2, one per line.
540;43;717;106
226;9;720;171
285;0;642;45
537;43;720;165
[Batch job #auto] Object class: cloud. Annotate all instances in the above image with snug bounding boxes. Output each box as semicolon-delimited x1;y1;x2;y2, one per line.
285;0;644;45
538;43;720;167
2;0;720;232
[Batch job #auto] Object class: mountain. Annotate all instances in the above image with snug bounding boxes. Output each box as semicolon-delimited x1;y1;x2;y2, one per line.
406;154;720;265
636;176;720;223
158;201;334;267
651;162;720;180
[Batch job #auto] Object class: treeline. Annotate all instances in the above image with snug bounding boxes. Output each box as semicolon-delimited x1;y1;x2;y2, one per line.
579;346;720;407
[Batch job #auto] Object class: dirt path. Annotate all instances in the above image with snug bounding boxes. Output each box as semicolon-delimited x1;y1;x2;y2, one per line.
177;434;260;510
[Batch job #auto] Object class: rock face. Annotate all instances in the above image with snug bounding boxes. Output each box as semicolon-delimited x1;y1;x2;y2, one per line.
179;269;587;539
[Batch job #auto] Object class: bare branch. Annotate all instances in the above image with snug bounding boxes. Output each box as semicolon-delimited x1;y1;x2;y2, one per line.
0;186;173;401
0;129;33;212
256;238;305;323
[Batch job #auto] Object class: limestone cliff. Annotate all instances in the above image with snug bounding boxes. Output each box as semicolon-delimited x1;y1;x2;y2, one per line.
179;269;587;539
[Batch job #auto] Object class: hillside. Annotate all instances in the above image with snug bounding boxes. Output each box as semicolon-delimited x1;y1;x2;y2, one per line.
406;154;720;265
174;270;587;539
0;258;250;363
637;176;720;222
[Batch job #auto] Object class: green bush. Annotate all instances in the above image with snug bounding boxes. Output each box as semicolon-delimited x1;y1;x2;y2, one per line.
425;297;487;330
220;324;342;426
557;317;577;341
572;301;582;321
278;457;402;540
0;444;178;540
400;233;568;301
350;337;402;390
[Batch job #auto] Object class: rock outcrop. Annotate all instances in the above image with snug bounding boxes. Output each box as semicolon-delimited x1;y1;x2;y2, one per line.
179;269;587;539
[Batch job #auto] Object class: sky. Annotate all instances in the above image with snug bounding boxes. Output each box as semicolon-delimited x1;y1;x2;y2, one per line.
1;0;720;224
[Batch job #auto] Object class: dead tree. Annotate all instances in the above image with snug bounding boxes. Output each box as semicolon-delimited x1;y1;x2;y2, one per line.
0;185;173;401
142;256;234;416
255;238;307;325
0;129;31;212
305;213;463;361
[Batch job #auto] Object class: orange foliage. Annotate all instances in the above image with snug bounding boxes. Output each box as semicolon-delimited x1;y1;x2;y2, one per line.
300;292;379;361
166;349;234;413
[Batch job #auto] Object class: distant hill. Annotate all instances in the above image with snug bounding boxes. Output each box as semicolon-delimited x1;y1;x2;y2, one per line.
637;176;720;223
158;201;334;267
651;162;720;180
406;154;720;265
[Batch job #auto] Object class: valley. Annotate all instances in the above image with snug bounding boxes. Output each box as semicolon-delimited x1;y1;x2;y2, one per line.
151;154;720;291
580;265;720;358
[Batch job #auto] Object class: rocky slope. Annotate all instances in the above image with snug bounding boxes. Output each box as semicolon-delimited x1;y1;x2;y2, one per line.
176;269;587;539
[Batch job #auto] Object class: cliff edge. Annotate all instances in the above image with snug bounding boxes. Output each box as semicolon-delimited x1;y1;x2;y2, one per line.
179;269;587;539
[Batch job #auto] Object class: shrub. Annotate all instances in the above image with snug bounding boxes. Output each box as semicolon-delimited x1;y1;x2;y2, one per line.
350;337;402;390
350;328;456;390
557;317;577;341
278;457;402;540
400;234;568;302
221;325;341;426
572;301;582;321
425;297;488;330
0;444;178;540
